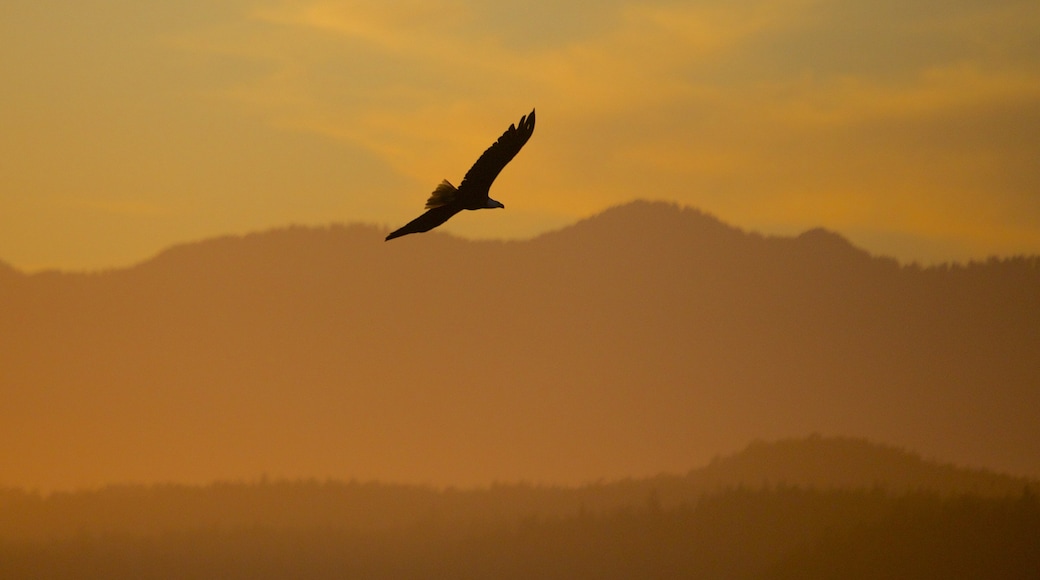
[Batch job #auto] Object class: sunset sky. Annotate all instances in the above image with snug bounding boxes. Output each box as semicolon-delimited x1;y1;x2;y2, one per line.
2;0;1038;271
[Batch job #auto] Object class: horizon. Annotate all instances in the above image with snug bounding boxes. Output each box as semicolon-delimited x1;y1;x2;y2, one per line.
3;432;1035;496
4;199;1039;275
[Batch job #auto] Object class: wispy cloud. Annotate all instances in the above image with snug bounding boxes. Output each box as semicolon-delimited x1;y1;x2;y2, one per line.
1;0;1038;267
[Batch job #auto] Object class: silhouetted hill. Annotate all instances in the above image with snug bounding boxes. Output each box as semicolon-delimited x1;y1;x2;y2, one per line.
1;435;1032;541
691;435;1032;495
4;487;1037;580
3;437;1038;580
1;201;1039;489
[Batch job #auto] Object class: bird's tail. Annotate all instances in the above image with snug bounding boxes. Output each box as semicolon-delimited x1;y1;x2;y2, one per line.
425;180;458;209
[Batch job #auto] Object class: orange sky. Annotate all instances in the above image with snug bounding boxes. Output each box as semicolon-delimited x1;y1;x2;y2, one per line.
2;0;1039;271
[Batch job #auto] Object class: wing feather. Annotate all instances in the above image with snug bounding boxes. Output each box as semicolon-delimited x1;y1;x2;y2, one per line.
424;180;458;209
457;109;536;198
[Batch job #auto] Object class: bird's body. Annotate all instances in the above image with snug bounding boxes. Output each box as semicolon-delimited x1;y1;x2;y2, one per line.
385;109;536;241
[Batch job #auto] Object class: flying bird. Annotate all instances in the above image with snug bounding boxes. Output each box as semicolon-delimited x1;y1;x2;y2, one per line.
385;109;536;241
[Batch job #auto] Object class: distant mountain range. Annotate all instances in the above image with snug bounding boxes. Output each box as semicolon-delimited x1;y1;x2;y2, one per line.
2;434;1033;541
2;201;1038;489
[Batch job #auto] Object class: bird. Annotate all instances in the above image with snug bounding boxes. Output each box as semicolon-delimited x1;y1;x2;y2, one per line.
385;109;536;241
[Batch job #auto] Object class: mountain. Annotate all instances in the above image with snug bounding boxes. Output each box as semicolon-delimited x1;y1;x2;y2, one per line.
1;435;1032;541
1;201;1038;490
690;435;1034;494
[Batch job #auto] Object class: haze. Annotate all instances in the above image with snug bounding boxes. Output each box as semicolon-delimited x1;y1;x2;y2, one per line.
2;203;1038;491
3;0;1040;271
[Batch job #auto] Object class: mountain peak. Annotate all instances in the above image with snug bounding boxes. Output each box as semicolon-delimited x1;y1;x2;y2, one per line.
532;200;751;253
695;435;1034;495
569;200;736;233
783;226;877;266
796;226;849;244
797;226;861;250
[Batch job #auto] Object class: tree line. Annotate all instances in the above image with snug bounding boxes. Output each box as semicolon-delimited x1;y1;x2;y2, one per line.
1;485;1036;579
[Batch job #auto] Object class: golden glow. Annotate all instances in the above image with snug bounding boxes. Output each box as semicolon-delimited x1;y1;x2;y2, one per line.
2;0;1039;270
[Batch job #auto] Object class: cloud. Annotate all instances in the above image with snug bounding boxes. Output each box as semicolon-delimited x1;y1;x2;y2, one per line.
179;0;1040;258
2;0;1038;268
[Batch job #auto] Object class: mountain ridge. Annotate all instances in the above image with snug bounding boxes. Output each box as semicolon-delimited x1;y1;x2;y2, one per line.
2;201;911;277
4;201;1037;278
1;200;1038;490
1;434;1033;541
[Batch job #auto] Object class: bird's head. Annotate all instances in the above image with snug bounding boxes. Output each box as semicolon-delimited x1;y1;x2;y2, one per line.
486;197;505;209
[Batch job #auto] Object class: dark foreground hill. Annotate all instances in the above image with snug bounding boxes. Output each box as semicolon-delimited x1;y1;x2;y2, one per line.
1;436;1038;579
1;435;1033;539
1;201;1039;489
2;491;1037;580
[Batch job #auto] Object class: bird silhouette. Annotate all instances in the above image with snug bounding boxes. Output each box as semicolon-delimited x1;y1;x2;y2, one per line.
386;109;536;241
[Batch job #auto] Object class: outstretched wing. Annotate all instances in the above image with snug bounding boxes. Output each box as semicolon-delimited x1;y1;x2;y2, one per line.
457;109;536;197
385;205;463;241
